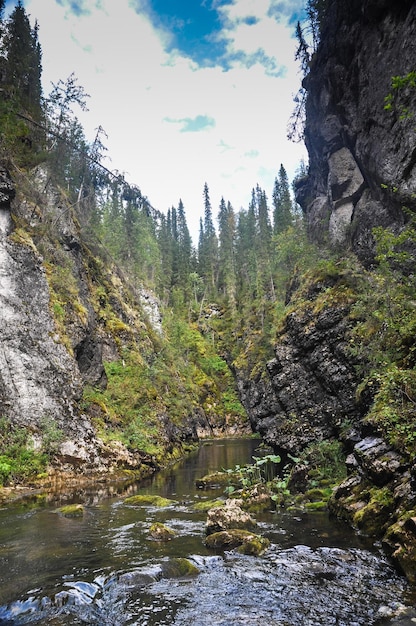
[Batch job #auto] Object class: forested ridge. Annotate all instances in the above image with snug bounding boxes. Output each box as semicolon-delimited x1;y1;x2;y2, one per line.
1;0;416;581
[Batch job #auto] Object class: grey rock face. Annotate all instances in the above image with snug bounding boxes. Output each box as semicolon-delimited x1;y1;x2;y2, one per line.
237;297;361;453
0;167;15;206
0;206;83;431
297;1;416;262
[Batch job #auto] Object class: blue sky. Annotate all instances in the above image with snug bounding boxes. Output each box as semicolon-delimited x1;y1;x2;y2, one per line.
22;0;307;240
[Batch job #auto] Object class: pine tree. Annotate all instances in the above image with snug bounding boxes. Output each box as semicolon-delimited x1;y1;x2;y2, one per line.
198;183;218;293
218;197;237;312
256;184;272;252
273;164;294;235
176;199;192;289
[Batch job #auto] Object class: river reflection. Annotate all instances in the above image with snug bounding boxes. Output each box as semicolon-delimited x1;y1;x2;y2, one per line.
0;439;415;625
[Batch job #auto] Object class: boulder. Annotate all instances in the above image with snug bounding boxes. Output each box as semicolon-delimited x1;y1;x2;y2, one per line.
205;529;270;556
148;522;176;541
206;498;257;535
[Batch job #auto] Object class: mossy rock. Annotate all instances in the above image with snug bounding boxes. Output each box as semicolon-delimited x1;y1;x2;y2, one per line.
383;511;416;584
352;487;395;536
148;522;176;541
160;558;200;578
305;501;327;511
304;487;333;502
196;471;237;489
205;529;270;556
192;499;225;512
57;504;84;518
124;494;177;507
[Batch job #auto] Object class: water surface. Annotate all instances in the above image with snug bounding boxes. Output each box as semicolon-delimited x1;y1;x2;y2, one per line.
0;439;414;625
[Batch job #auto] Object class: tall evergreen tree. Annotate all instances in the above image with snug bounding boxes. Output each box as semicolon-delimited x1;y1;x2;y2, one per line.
218;197;237;312
198;183;218;292
256;184;272;252
176;199;192;288
273;164;294;235
4;1;42;117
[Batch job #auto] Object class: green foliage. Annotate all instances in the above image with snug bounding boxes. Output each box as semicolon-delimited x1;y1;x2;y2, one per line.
350;220;416;456
384;72;416;120
361;366;416;457
302;439;347;485
223;453;282;496
83;313;246;457
0;417;48;486
351;221;416;368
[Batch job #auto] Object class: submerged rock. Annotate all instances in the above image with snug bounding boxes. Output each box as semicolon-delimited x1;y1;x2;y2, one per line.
56;504;84;518
124;494;177;507
160;558;200;578
148;522;176;541
205;529;270;556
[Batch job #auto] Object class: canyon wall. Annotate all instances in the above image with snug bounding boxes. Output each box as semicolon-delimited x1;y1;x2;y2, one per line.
239;0;416;581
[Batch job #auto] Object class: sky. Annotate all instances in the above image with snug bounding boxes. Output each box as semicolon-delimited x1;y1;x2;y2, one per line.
19;0;307;241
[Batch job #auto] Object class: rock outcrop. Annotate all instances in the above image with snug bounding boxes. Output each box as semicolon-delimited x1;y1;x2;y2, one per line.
296;0;416;265
237;269;364;453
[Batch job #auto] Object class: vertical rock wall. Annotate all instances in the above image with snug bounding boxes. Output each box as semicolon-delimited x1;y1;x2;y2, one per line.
296;0;416;264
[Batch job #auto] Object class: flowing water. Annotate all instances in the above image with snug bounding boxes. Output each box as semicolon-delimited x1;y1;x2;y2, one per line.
0;439;415;625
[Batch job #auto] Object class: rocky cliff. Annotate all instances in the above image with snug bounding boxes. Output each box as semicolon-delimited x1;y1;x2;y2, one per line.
296;0;416;265
238;0;416;581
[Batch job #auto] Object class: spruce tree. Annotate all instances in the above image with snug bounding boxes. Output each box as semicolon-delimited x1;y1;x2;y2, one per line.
176;199;192;290
218;197;237;312
4;1;42;117
273;164;294;235
198;183;218;293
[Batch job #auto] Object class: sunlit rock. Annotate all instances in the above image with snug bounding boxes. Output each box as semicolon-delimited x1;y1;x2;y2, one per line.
206;498;257;535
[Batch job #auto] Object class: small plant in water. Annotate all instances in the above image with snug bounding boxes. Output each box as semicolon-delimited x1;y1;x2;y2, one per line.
224;453;282;496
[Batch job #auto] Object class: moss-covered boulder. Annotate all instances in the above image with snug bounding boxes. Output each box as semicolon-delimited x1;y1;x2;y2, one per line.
206;498;257;535
242;484;273;513
56;504;84;518
160;558;200;578
352;487;396;536
124;494;177;507
148;522;176;541
205;529;270;556
383;511;416;584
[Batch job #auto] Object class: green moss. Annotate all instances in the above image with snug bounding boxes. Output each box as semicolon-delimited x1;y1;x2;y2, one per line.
304;487;334;502
305;501;327;511
205;529;270;556
124;494;177;507
160;558;200;578
148;522;176;541
352;487;395;536
57;504;84;518
192;499;225;512
237;535;270;556
383;510;416;584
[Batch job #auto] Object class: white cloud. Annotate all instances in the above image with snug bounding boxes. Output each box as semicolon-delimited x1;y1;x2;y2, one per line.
25;0;306;240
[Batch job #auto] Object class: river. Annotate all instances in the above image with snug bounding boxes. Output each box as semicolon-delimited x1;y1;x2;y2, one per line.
0;438;415;625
